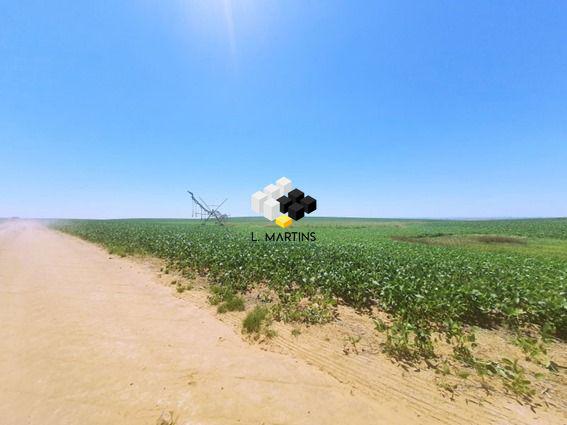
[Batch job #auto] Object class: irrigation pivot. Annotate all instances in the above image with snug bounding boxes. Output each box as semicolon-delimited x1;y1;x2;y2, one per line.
187;190;229;225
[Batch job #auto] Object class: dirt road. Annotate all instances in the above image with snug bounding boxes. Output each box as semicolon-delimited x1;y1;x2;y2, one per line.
0;221;421;424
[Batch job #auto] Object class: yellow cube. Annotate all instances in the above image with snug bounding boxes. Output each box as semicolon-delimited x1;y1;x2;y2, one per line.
275;215;292;229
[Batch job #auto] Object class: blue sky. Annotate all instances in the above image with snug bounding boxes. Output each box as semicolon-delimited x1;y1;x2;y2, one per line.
1;1;566;218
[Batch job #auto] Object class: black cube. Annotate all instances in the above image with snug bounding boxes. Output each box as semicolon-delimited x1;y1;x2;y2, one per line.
277;195;292;213
301;196;317;214
288;188;304;203
288;202;305;221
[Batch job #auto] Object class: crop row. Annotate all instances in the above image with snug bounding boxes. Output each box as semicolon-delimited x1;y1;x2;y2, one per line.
55;220;567;338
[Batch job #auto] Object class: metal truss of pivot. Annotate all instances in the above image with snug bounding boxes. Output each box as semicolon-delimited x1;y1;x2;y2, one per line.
187;191;229;225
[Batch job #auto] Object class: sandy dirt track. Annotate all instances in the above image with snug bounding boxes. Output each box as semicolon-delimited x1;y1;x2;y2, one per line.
0;221;421;425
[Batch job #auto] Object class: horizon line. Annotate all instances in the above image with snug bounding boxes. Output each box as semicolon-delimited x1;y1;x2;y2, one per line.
3;216;567;222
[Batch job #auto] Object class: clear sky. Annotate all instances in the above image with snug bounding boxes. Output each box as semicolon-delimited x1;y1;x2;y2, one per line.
1;1;566;219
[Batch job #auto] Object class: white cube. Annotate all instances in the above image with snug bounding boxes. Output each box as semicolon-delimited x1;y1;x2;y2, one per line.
251;191;268;214
263;197;280;221
263;183;283;199
276;177;292;194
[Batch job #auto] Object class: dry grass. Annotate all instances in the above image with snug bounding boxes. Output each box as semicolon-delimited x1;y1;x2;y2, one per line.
392;234;527;246
474;235;527;245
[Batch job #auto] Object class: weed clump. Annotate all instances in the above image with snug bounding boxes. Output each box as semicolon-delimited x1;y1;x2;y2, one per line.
217;295;245;313
208;285;245;313
108;246;128;257
208;285;235;305
243;306;269;334
271;290;337;324
176;282;192;293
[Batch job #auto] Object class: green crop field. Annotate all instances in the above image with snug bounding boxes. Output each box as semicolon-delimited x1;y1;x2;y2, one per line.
54;216;567;401
55;217;567;346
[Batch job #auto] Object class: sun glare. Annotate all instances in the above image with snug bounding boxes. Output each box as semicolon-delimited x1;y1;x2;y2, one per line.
169;0;265;62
